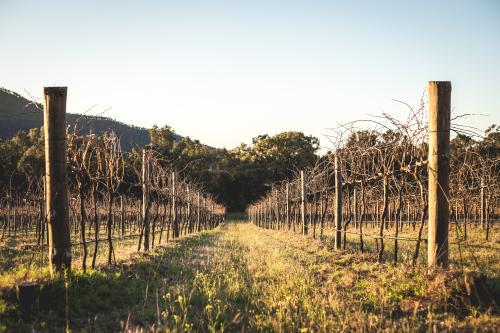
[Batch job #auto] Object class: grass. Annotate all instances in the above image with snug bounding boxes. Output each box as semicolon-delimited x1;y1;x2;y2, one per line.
0;221;499;332
310;221;499;277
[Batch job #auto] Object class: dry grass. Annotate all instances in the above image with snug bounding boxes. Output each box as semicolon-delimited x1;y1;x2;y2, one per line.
0;221;499;332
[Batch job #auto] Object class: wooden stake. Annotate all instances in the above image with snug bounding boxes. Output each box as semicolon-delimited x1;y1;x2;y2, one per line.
286;183;290;230
353;188;358;229
120;195;125;237
142;149;150;251
334;153;342;250
197;192;201;232
44;87;71;274
187;185;191;233
480;177;485;229
428;81;451;268
172;172;178;238
301;171;307;235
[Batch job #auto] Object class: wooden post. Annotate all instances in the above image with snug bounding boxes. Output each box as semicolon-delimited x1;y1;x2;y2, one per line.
485;196;490;240
6;195;11;235
480;177;485;229
210;203;215;229
353;188;358;229
428;81;451;268
17;282;40;318
186;185;191;233
172;172;178;238
44;87;71;274
262;203;266;228
267;196;272;229
212;203;216;228
196;192;201;232
301;171;307;235
275;188;279;229
120;195;125;237
334;153;342;250
142;149;150;251
407;202;410;226
286;183;290;230
203;197;207;230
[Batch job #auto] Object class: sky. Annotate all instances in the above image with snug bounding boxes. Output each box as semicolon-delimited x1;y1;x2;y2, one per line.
1;0;499;150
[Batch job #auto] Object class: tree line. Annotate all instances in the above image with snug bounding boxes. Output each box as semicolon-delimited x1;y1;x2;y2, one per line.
0;125;321;212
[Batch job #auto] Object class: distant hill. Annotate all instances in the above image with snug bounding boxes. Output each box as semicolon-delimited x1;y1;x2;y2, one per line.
0;87;151;150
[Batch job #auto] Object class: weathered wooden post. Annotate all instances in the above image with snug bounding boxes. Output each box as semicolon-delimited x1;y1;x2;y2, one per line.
428;81;451;268
286;183;291;230
480;177;486;230
172;172;179;238
196;191;201;232
485;196;490;241
407;202;410;228
44;87;71;274
212;203;216;229
186;185;191;233
256;206;259;226
267;196;271;229
120;195;125;237
262;203;265;228
17;282;40;319
142;149;151;251
6;194;11;236
275;188;280;230
202;197;206;231
353;188;358;229
136;200;141;233
334;153;342;250
301;171;307;235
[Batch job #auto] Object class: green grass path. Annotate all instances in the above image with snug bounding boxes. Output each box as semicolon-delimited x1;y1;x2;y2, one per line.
1;221;498;332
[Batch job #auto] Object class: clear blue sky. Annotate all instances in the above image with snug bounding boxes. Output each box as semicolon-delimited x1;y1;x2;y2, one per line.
1;1;499;149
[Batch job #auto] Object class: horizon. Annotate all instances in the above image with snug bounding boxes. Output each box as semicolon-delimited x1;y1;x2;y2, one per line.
1;1;499;150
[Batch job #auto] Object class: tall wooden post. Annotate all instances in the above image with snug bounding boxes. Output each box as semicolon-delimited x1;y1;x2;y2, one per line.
428;81;451;268
275;189;279;229
301;171;307;235
44;87;71;274
268;196;272;229
286;183;291;230
353;188;358;229
485;197;490;241
210;203;215;229
142;149;150;251
203;197;207;230
407;202;410;226
196;192;201;232
262;203;265;228
120;195;125;237
334;153;342;250
186;185;191;233
480;177;486;229
172;172;178;238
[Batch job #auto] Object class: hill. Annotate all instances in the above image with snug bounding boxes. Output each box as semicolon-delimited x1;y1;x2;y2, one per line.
0;87;150;150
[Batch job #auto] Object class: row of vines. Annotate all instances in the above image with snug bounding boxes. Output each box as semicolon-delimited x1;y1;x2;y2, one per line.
0;129;225;272
248;94;498;268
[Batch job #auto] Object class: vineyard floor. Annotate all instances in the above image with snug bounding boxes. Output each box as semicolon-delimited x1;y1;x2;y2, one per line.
1;221;499;332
